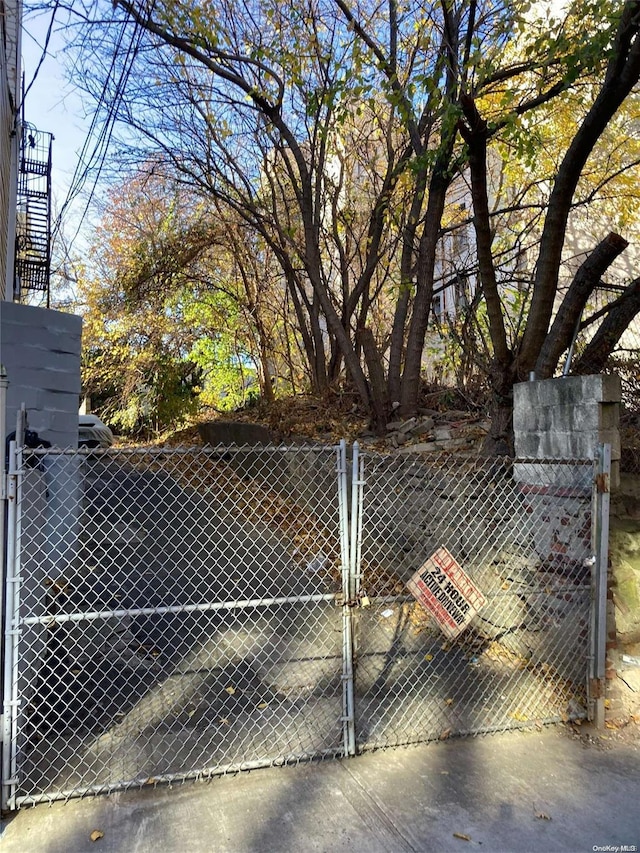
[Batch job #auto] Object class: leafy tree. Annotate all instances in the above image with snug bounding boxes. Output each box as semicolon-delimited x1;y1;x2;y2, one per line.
80;173;256;431
62;0;640;445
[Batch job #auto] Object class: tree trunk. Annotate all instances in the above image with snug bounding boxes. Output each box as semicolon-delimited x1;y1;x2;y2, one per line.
572;276;640;374
481;363;517;456
387;163;429;404
398;159;454;415
534;232;629;378
357;327;388;433
458;94;510;369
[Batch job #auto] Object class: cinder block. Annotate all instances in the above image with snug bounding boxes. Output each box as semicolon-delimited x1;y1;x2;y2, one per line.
598;430;621;457
514;432;542;458
599;403;620;430
595;373;622;402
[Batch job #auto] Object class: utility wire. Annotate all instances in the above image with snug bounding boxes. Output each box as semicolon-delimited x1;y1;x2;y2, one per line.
53;11;144;250
20;1;61;110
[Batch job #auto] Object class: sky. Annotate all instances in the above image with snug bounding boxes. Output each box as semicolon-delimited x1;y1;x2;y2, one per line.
21;6;97;254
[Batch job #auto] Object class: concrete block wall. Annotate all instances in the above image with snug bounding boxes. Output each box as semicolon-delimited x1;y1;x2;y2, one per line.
514;374;621;486
1;301;82;448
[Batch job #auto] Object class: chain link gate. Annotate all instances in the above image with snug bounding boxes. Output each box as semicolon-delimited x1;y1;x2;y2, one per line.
1;439;608;809
2;442;352;809
350;448;601;750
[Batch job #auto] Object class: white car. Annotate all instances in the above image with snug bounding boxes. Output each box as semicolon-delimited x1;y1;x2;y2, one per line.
78;415;114;449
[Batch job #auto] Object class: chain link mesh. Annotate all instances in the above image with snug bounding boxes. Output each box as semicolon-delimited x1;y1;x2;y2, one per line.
3;443;597;808
6;445;345;807
353;451;594;750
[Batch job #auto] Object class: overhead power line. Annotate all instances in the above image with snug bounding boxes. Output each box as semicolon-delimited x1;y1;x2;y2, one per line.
52;10;144;251
21;1;61;111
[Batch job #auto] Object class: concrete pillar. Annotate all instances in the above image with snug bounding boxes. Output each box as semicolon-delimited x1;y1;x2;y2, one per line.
513;374;621;487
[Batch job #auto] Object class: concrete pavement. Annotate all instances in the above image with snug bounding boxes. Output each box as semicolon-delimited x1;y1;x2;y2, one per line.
2;726;639;853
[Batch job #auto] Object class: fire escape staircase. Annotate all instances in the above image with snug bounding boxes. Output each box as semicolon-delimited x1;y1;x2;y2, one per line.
15;123;53;304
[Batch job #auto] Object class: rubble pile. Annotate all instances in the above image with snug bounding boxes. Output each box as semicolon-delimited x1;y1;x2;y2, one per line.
360;411;491;454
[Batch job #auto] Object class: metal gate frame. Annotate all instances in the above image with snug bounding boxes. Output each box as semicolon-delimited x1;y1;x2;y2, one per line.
1;438;610;810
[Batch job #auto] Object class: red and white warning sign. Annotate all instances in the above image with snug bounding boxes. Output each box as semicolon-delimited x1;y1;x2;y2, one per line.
407;546;486;639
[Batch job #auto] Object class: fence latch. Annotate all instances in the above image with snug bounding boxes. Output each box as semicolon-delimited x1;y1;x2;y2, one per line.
334;593;361;608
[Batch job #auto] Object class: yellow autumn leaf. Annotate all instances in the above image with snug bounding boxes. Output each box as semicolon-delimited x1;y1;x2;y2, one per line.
225;686;236;695
90;830;104;842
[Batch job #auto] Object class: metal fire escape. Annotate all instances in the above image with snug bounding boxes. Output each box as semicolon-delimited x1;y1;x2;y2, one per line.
14;123;53;306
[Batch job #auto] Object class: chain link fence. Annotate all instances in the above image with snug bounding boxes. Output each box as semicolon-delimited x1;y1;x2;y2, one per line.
3;445;346;808
352;451;594;750
2;442;601;809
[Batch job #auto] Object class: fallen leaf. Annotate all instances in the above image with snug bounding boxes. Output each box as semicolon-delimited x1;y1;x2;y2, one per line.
424;654;434;661
453;832;471;841
501;582;510;590
257;702;268;709
219;717;231;725
90;830;104;842
439;728;452;740
535;812;552;821
445;698;453;706
225;686;236;695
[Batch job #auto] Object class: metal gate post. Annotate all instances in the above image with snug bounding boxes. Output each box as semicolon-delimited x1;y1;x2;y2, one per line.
349;443;364;607
337;441;356;756
2;437;22;811
590;443;611;729
345;442;365;756
0;366;8;797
